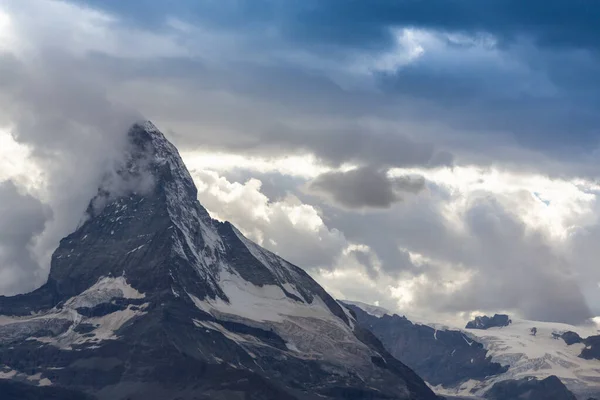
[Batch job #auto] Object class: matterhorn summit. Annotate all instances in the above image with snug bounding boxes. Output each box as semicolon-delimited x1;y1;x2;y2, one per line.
0;122;439;400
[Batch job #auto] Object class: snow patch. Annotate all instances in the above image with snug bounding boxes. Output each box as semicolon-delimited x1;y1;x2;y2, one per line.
188;269;374;366
126;244;145;254
0;368;52;386
0;369;17;379
0;278;148;350
190;269;333;323
431;379;482;398
39;378;52;386
64;276;145;309
34;303;149;349
286;342;300;352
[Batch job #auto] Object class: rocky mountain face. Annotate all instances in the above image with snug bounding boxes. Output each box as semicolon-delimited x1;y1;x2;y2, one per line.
483;376;577;400
560;331;600;360
0;122;439;400
344;302;600;400
0;380;94;400
343;304;507;387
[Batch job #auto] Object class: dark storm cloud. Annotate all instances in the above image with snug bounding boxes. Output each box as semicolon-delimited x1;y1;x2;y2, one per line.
69;0;600;52
66;0;600;163
308;167;425;209
261;128;454;169
100;55;456;170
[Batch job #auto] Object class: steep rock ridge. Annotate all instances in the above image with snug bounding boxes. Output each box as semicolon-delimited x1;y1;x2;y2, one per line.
0;122;438;400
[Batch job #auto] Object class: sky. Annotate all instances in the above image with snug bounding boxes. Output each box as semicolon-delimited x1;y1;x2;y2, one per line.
1;0;600;326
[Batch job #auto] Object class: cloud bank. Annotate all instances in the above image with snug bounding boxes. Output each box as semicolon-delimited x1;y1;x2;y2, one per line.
1;0;600;325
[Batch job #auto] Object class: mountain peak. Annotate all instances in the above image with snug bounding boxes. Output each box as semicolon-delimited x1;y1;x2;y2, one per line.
86;121;197;217
0;122;439;400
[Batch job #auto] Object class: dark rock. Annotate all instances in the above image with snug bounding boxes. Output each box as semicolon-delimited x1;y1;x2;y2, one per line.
73;323;97;334
465;314;511;330
344;303;507;387
558;330;600;361
484;375;577;400
76;303;126;318
580;335;600;360
561;331;583;345
0;380;94;400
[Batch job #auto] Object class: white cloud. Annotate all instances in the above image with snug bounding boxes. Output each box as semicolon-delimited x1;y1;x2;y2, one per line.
178;161;600;324
357;28;427;74
0;129;44;191
1;0;187;59
0;0;599;326
190;168;348;269
390;165;598;240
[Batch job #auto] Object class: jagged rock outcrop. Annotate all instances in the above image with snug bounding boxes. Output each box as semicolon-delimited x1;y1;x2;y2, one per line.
580;335;600;360
465;314;511;330
560;331;600;361
561;331;583;346
0;122;439;400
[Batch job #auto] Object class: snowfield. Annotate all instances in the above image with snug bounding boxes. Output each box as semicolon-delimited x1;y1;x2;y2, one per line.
460;318;600;397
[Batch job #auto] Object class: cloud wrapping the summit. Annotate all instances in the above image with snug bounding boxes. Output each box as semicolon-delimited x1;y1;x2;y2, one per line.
0;0;143;288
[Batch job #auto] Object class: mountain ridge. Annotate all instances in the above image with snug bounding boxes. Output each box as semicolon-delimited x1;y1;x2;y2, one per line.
344;301;600;400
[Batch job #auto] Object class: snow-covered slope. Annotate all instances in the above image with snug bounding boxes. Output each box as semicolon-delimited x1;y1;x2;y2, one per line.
0;122;439;400
457;318;600;398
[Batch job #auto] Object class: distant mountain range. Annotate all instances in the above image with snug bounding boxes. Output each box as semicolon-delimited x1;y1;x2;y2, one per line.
343;301;600;400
